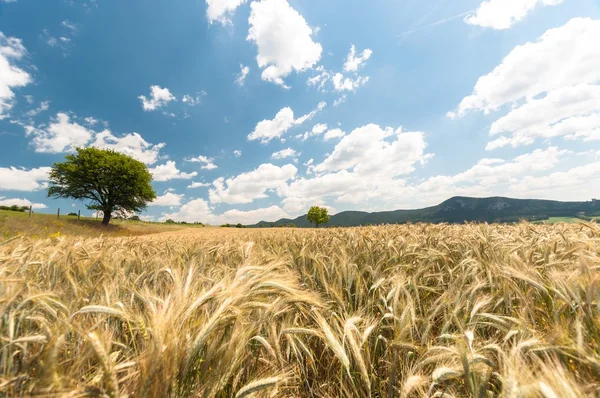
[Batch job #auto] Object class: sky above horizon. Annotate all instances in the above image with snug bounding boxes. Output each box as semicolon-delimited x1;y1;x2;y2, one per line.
1;0;600;224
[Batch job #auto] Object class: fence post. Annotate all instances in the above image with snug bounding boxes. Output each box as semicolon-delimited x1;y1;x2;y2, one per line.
78;210;81;221
29;205;32;218
57;208;60;219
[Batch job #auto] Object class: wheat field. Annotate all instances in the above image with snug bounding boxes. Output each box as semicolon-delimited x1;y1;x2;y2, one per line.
1;223;600;397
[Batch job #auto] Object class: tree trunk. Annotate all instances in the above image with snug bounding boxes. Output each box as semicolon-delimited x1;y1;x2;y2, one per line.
102;210;111;226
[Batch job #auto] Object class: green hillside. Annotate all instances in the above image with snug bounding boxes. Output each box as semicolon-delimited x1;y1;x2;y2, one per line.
251;196;599;227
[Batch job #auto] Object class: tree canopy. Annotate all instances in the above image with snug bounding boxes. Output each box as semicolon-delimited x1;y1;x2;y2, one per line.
307;206;330;228
47;147;156;225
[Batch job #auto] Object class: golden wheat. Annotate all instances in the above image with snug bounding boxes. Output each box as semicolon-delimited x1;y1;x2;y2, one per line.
1;222;599;397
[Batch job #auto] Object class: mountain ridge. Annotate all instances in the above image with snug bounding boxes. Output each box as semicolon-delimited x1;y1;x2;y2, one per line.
249;196;599;227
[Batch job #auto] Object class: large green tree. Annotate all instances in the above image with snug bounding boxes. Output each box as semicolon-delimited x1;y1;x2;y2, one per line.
47;147;156;226
307;206;330;228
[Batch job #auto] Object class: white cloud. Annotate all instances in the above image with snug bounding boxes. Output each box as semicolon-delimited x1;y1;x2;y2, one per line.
487;84;600;149
284;145;568;211
187;181;211;189
248;101;326;143
247;0;322;87
149;191;184;207
206;0;246;24
344;45;373;72
25;100;50;117
236;64;250;85
308;46;372;93
314;124;430;177
0;166;51;191
138;85;176;111
300;123;328;141
324;128;345;140
25;113;165;163
185;155;218;170
160;198;289;225
233;149;242;157
26;112;94;153
449;18;600;118
182;94;202;106
209;163;297;204
149;161;198;182
332;73;369;92
509;160;600;200
61;20;78;32
84;117;98;125
271;147;298;159
281;124;432;208
333;95;347;107
0;32;32;119
0;197;47;209
91;130;166;164
465;0;563;30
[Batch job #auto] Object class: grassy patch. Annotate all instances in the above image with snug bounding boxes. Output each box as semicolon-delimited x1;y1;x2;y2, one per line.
0;209;184;239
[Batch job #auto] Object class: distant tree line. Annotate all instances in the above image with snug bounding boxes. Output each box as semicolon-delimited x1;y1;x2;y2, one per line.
0;205;30;212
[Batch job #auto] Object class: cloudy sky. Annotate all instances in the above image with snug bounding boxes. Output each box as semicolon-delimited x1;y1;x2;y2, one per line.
1;0;600;224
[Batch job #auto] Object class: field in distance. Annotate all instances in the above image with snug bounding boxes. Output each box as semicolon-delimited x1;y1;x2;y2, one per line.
0;209;198;239
1;222;599;397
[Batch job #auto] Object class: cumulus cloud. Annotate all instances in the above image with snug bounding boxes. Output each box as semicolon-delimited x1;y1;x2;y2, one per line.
235;64;250;85
449;18;600;118
0;197;47;209
185;155;218;170
314;124;430;177
149;161;198;182
271;148;298;159
233;149;242;157
248;101;326;143
26;113;94;153
509;160;600;200
149;191;184;207
209;163;297;204
300;123;328;141
160;198;289;225
206;0;246;24
465;0;563;30
0;32;32;119
487;84;600;149
0;166;51;191
138;85;176;111
91;130;166;164
247;0;322;87
449;18;600;151
24;113;165;163
187;181;211;189
324;128;345;140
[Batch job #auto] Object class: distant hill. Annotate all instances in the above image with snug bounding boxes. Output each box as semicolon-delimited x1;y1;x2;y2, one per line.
249;196;600;228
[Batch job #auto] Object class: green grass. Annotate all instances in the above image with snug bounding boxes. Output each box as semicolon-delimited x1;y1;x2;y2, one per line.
535;216;585;224
0;209;185;239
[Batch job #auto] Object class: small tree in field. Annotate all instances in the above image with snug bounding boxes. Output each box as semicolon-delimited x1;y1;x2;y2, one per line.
47;147;156;226
307;206;330;228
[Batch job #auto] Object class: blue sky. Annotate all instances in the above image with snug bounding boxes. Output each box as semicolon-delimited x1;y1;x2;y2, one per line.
1;0;600;224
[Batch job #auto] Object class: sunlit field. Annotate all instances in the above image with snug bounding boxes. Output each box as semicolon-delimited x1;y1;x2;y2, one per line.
1;222;599;397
